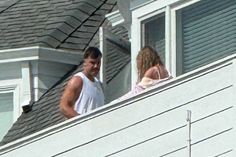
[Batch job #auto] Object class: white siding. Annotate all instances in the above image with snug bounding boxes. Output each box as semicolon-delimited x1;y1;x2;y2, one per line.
0;56;236;157
0;63;21;80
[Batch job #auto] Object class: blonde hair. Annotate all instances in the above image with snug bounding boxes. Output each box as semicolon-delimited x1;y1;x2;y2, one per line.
136;46;163;81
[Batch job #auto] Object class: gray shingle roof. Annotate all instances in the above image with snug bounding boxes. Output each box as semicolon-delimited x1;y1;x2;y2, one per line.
0;0;116;51
0;0;19;13
0;39;130;146
0;0;117;146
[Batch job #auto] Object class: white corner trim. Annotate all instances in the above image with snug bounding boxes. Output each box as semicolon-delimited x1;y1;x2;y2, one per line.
130;17;140;88
105;10;125;26
165;5;172;75
21;62;31;107
170;5;177;77
99;27;107;85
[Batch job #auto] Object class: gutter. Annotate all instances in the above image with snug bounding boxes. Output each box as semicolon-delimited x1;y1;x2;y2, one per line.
0;46;83;65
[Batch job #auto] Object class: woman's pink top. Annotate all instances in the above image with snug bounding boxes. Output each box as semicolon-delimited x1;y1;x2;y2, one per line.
118;66;172;100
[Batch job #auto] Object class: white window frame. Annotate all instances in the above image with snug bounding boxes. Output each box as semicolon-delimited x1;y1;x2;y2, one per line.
140;9;166;46
131;0;203;86
0;80;21;122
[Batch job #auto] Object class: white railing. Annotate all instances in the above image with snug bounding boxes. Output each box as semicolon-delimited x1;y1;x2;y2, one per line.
0;54;236;157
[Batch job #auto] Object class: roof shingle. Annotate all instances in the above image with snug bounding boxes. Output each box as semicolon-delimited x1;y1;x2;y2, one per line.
0;0;116;51
0;0;117;145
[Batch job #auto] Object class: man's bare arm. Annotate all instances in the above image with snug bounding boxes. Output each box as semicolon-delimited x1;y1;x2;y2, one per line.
60;76;83;118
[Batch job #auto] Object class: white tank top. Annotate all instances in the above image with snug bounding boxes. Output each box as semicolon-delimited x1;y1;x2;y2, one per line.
74;72;104;114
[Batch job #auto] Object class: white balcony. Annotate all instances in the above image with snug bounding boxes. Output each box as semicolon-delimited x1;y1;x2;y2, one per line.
0;54;236;157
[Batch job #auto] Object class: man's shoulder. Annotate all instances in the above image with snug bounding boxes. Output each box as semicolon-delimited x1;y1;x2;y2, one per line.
74;72;84;77
70;75;83;86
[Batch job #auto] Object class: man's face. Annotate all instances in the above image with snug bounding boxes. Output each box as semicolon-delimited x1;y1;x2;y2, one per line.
83;56;101;77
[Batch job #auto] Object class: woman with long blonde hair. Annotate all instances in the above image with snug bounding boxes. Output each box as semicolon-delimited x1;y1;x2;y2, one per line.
136;46;170;89
116;46;171;101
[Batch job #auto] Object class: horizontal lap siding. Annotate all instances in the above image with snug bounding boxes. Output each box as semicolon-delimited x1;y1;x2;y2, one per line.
53;62;235;156
1;60;235;157
181;0;236;73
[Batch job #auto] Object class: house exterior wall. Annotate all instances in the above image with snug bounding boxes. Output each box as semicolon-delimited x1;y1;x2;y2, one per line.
31;61;73;100
98;26;131;104
0;62;21;80
130;0;236;86
0;62;26;119
0;60;74;106
0;55;235;157
176;0;236;74
0;62;22;141
0;47;81;141
0;47;81;105
105;62;131;103
1;0;236;155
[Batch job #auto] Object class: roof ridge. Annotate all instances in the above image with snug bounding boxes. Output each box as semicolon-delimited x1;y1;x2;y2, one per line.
0;0;21;13
55;0;107;49
38;0;106;50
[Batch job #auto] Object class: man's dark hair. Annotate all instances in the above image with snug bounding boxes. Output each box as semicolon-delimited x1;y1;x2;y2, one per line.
84;47;102;59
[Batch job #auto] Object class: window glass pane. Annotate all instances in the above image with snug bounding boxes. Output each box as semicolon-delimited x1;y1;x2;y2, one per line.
142;14;165;64
176;0;236;74
0;92;13;141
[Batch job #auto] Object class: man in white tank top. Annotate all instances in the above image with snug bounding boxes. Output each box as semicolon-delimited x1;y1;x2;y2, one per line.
60;47;104;118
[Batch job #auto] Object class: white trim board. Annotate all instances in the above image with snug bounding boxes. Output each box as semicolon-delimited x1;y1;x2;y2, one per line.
105;10;125;27
0;46;83;65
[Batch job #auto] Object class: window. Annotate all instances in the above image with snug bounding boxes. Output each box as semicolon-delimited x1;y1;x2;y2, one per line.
0;81;20;141
132;0;236;82
175;0;236;75
141;13;165;64
0;92;13;141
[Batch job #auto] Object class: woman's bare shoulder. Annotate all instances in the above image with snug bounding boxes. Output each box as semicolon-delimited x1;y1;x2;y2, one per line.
144;66;158;79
